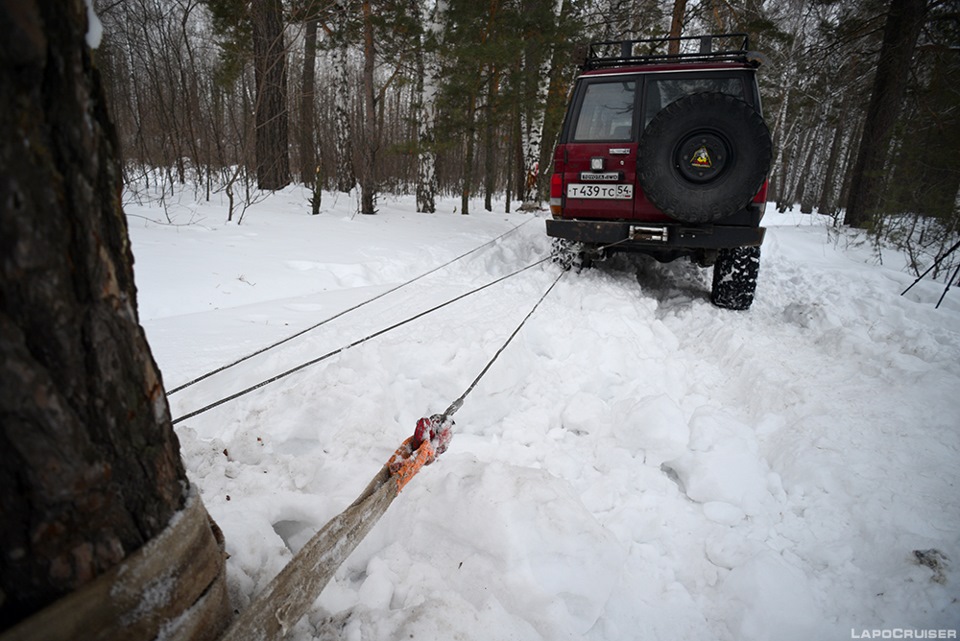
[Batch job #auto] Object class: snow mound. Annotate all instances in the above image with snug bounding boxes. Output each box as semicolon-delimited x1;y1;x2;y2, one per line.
722;550;823;641
664;407;782;515
320;458;625;639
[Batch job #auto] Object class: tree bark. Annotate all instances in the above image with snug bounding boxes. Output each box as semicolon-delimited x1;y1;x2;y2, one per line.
0;0;227;635
818;116;846;215
461;92;477;216
413;0;438;213
534;0;572;206
519;43;548;209
519;0;565;210
299;15;319;187
360;0;379;214
898;49;960;221
844;0;928;228
796;125;820;213
333;2;356;193
668;0;687;54
483;69;500;212
252;0;290;191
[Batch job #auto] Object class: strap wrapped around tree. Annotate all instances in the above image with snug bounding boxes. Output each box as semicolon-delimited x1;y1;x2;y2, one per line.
0;492;230;641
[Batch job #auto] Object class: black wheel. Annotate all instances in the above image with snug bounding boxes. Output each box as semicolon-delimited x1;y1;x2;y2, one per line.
551;238;585;271
711;246;760;310
638;93;772;223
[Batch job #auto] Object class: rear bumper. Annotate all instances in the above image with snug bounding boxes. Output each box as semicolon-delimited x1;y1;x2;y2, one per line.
545;218;765;250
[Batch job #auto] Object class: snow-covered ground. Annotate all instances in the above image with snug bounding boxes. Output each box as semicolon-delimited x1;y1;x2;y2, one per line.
126;187;960;640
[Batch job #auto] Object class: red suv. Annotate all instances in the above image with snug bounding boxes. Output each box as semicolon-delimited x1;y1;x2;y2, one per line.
547;34;772;309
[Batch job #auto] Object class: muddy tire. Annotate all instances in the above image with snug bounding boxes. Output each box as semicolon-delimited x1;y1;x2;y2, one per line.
711;246;760;310
638;92;771;224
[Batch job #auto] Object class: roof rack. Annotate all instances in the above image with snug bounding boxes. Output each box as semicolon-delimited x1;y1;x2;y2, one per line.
583;33;755;70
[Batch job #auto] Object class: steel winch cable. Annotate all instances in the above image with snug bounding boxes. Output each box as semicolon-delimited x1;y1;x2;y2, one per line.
167;218;535;396
196;257;568;640
171;253;555;425
440;268;565;421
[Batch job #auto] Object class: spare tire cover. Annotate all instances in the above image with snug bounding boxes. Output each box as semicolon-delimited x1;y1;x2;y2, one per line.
638;92;772;224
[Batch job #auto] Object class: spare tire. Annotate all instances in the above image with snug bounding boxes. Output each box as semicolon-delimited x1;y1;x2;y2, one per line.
638;92;772;224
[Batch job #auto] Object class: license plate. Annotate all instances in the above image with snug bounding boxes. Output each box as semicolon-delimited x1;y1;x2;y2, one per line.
567;183;633;199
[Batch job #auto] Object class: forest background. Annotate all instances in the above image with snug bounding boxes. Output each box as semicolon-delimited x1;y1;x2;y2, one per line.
95;0;959;276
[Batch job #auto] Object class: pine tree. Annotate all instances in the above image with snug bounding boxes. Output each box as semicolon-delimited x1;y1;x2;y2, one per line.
252;0;291;190
1;1;228;635
845;0;929;228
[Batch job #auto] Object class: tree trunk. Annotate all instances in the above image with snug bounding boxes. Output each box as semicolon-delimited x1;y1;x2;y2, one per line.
513;94;525;211
414;52;437;213
360;0;379;215
0;0;228;637
333;3;356;193
796;125;820;213
461;92;477;216
838;119;864;216
252;0;290;191
519;45;550;209
668;0;687;54
299;16;319;187
844;0;928;228
483;69;500;212
818;116;846;215
900;49;960;221
413;0;438;213
519;0;565;210
536;0;572;205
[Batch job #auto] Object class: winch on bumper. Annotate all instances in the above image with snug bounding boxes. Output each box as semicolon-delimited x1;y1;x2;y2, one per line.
545;218;765;250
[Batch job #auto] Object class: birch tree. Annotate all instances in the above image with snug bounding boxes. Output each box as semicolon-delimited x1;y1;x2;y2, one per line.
332;1;357;193
414;0;442;213
518;0;566;210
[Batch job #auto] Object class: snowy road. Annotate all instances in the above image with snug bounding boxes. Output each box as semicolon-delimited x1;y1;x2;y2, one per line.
128;188;960;640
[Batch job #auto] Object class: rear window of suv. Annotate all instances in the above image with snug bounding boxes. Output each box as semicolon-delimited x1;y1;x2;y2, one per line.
572;80;636;142
569;73;750;142
643;76;745;128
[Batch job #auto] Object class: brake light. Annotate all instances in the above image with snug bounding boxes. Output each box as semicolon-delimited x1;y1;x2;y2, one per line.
550;149;565;216
753;180;768;216
550;174;563;215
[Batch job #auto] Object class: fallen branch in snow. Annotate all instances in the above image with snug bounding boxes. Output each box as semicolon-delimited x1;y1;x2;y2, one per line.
912;549;949;584
126;212;209;228
901;237;960;308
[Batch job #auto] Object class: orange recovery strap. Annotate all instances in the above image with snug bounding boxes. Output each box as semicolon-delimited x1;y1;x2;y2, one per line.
221;414;453;640
387;414;454;493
